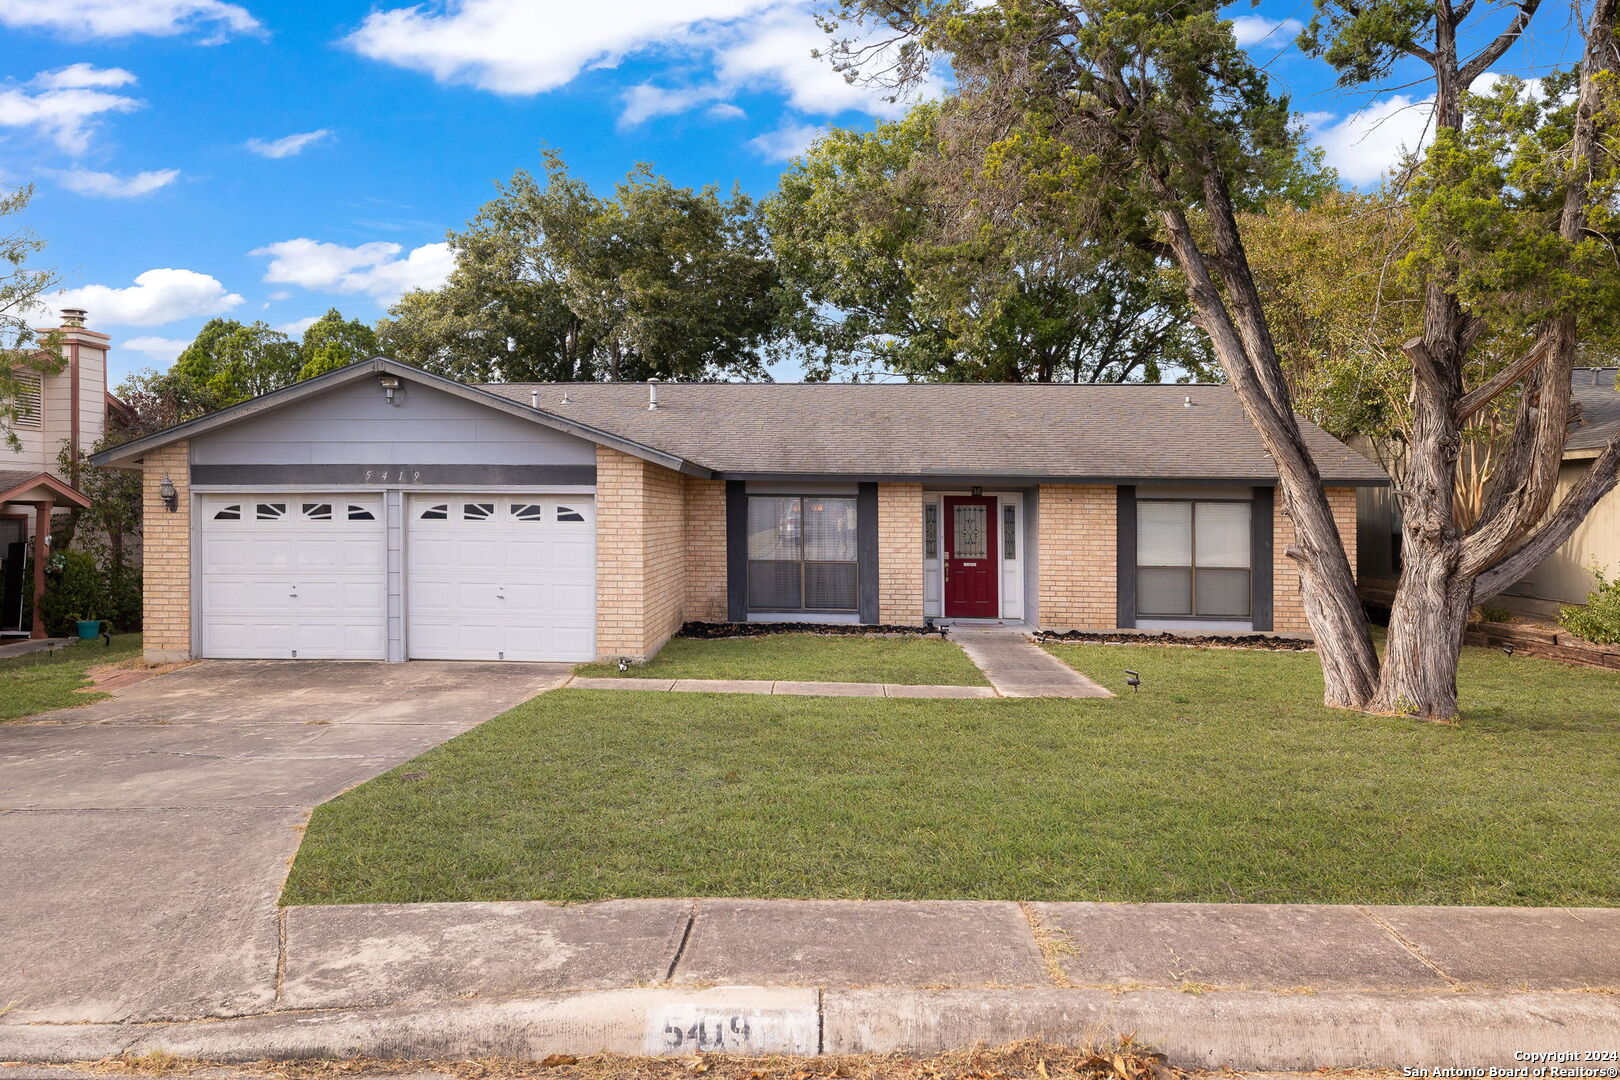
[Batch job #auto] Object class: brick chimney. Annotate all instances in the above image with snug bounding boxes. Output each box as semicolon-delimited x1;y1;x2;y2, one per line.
52;308;112;480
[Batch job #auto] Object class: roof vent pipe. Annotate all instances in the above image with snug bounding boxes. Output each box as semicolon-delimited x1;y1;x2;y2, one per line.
530;389;539;408
648;378;660;410
1184;394;1194;407
561;388;572;404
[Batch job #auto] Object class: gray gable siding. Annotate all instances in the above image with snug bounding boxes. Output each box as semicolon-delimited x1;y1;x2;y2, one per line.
190;379;597;467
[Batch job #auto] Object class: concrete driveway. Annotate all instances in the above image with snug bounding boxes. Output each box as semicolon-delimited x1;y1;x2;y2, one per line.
0;660;568;1025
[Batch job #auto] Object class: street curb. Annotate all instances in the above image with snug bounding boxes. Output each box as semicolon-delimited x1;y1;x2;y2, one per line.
0;988;819;1063
823;988;1620;1068
4;987;1619;1069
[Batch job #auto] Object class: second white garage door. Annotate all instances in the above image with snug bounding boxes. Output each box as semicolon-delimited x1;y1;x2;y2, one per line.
407;494;597;662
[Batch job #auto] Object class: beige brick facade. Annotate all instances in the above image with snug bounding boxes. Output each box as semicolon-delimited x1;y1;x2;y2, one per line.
132;434;1360;663
877;482;924;624
1036;484;1118;629
594;446;690;659
683;475;728;623
1273;485;1359;636
141;441;191;663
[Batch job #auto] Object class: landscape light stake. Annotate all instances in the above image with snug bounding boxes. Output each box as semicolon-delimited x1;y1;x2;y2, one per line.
1502;644;1515;658
1124;670;1142;692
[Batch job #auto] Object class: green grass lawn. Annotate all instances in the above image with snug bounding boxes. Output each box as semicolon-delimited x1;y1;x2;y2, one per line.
0;633;144;721
283;640;1620;907
574;632;990;686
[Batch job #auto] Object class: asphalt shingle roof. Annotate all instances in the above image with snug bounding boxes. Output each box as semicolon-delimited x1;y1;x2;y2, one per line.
480;381;1390;484
1569;368;1620;454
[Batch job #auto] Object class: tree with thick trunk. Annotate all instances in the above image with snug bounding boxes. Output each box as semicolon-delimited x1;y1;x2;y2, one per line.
830;0;1620;719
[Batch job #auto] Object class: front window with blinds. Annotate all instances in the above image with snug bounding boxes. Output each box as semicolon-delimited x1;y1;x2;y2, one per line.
1137;500;1252;618
747;495;858;612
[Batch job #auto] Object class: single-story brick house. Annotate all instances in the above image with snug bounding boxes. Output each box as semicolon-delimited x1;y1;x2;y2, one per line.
91;358;1387;665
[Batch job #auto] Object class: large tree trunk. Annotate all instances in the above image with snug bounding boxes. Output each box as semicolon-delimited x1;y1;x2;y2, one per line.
1366;0;1618;719
1374;541;1472;719
1155;198;1380;708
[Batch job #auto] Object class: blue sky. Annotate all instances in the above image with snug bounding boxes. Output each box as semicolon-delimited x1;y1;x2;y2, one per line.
0;0;1578;385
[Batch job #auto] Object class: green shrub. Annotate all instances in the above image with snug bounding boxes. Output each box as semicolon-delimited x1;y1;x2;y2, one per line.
39;550;106;636
1478;604;1513;623
103;562;143;632
1560;566;1620;645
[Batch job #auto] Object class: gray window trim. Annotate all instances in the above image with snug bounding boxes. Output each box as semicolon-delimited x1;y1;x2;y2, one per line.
1251;486;1275;631
726;481;748;622
726;483;876;622
857;482;879;623
1116;486;1136;628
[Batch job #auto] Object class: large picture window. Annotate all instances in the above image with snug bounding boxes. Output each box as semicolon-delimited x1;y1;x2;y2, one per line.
747;495;858;612
1137;499;1252;618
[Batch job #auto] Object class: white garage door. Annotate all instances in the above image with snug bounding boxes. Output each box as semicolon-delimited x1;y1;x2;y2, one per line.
407;494;596;662
198;495;387;659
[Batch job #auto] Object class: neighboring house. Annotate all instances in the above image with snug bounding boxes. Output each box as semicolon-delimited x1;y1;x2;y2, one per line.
1;309;127;639
1357;367;1620;617
91;358;1385;665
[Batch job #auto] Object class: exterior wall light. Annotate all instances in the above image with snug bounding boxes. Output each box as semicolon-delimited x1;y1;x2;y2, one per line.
379;374;402;406
159;475;179;513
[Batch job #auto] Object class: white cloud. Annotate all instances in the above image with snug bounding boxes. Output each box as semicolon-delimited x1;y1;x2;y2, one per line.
120;335;190;365
0;69;142;153
711;7;931;119
49;269;245;327
1305;72;1543;187
707;102;745;120
274;316;320;336
347;0;774;95
246;128;332;158
345;0;932;125
750;121;822;161
1307;95;1435;186
621;84;724;126
0;0;260;40
620;5;941;127
250;238;453;304
55;167;179;198
1230;15;1302;47
35;63;137;90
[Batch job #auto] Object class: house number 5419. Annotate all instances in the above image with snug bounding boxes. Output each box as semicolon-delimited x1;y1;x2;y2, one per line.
361;469;424;483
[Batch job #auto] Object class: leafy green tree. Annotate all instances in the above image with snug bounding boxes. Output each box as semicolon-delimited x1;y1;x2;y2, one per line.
296;308;380;380
827;0;1620;720
767;102;1213;382
380;151;781;382
172;318;301;405
1;184;61;449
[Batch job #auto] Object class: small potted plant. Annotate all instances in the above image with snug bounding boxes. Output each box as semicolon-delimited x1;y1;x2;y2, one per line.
70;613;104;641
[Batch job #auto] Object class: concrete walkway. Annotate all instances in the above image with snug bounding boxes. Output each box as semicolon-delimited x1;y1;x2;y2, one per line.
570;676;996;698
570;626;1110;699
948;625;1112;697
0;636;74;660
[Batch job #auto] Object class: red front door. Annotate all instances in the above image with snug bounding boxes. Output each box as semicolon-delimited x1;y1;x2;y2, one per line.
944;496;998;618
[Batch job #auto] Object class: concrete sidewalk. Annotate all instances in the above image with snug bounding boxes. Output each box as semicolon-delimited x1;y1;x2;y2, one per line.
948;626;1112;697
569;676;997;698
5;898;1617;1068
